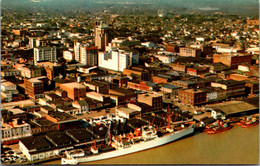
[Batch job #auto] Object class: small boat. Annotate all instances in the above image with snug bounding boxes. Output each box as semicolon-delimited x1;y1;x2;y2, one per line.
240;116;259;128
206;120;232;134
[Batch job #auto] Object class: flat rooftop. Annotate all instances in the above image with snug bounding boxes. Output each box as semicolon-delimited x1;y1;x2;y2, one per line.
27;76;47;83
209;99;259;115
117;107;141;114
45;92;61;99
1;99;35;109
48;112;76;121
173;80;197;85
162;84;180;89
1;81;16;87
213;80;244;86
1;119;29;129
34;118;56;126
8;108;25;115
138;92;162;98
65;128;92;142
181;89;205;93
61;82;86;89
86;91;109;97
46;131;73;147
109;87;136;95
85;80;108;87
19;135;52;151
37;61;56;67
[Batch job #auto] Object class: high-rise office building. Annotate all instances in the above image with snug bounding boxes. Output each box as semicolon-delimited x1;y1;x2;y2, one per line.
34;46;57;65
29;36;40;49
95;22;109;51
74;42;81;62
98;48;139;72
74;42;98;66
29;37;47;49
80;45;98;66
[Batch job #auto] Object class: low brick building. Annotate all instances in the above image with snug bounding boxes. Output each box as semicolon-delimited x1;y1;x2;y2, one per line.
172;80;198;89
37;62;65;80
84;80;109;94
165;43;179;53
127;81;153;92
213;53;252;69
1;119;32;145
178;89;207;106
137;93;163;112
211;80;246;98
60;82;86;101
45;112;78;130
229;73;249;81
111;75;129;87
109;87;137;103
123;68;151;81
187;67;209;76
169;63;186;72
29;118;58;135
245;80;259;95
179;47;202;57
161;84;181;97
152;75;168;84
24;76;48;99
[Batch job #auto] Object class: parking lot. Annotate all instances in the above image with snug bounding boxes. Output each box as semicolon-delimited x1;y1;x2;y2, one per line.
1;144;27;164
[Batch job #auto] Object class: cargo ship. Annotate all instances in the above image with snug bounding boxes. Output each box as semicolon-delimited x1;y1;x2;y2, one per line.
61;114;195;165
206;120;232;134
240;116;259;128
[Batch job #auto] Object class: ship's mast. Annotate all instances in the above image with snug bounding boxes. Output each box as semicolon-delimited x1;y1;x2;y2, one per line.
105;121;112;145
93;139;97;150
167;105;172;129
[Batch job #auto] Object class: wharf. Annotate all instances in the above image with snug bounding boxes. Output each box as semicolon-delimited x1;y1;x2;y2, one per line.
209;98;259;116
23;156;61;165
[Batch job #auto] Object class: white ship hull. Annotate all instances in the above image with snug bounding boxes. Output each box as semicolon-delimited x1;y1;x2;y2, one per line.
61;123;195;165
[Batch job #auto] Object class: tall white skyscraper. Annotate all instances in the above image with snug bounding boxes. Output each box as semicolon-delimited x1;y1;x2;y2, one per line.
33;46;57;65
80;45;98;66
74;42;98;66
74;42;81;62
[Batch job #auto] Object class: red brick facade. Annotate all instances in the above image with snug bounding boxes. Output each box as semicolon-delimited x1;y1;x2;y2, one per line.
213;54;252;69
165;44;179;53
179;47;201;57
187;67;209;76
24;79;44;99
123;68;151;81
169;63;187;72
127;81;151;91
152;76;168;84
137;93;163;112
179;89;207;106
60;83;86;101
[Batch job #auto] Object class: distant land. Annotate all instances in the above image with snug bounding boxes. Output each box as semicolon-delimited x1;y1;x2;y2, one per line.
1;0;259;16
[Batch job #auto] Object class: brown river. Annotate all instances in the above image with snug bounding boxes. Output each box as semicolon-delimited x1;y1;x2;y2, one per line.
43;124;259;165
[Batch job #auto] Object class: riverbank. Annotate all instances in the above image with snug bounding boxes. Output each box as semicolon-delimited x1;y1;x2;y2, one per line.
42;124;259;165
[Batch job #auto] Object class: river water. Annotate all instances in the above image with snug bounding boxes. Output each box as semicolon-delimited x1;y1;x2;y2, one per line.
43;125;259;165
